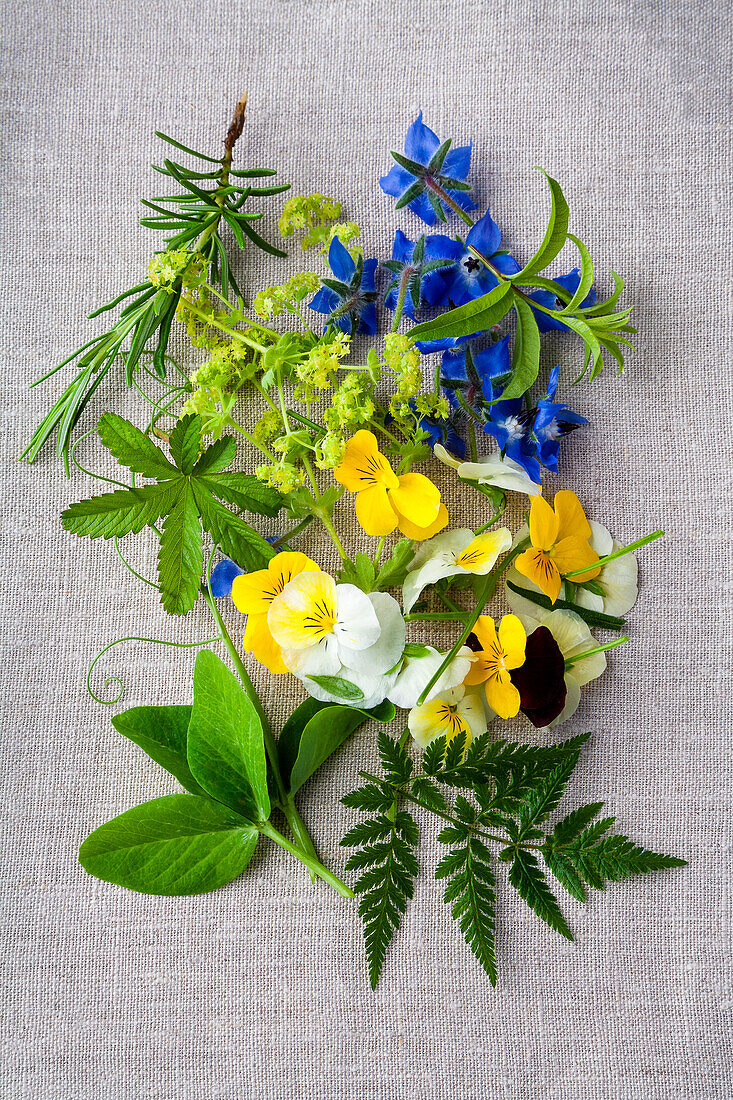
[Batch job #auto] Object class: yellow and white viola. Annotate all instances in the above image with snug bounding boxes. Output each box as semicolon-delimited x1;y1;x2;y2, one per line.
434;443;542;497
407;684;488;749
231;551;320;674
267;570;405;708
401;526;512;613
387;644;475;710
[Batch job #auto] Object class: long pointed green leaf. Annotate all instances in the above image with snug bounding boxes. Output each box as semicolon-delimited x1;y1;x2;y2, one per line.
157;481;202;615
496;295;541;400
408;282;514;342
97;412;179;479
62;481;180;539
514;169;570;279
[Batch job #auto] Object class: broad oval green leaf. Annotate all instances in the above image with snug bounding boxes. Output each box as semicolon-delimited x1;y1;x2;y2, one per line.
187;649;270;821
278;698;396;797
111;704;207;795
408;282;514;343
79;794;258;895
304;674;365;703
514;169;570;279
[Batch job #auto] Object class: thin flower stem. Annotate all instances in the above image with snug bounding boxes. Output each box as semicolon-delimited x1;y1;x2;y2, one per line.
404;611;468;622
182;299;268;352
416;539;529;706
271;515;314;550
258;821;354;898
564;635;629;669
228;418;277;461
373;535;386;570
474;507;506;535
390;270;411;333
563;530;664;577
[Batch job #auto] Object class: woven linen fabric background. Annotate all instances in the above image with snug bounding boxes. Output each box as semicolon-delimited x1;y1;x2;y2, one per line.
2;0;732;1096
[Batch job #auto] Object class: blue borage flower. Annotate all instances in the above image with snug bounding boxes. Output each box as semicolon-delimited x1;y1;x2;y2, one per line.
379;112;477;226
531;366;587;470
309;237;378;334
440;334;512;417
527;268;596;332
209;558;244;598
483;398;542;484
440;212;521;306
417;413;467;459
383;230;459;319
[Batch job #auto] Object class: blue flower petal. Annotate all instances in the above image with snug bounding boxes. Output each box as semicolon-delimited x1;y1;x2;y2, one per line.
404;111;441;164
407;190;439;226
491;252;521;277
545;365;560;400
476;335;512;394
328;237;356;283
210;559;244;598
423;235;463;263
466;211;502;257
442;143;472;182
308;286;340;316
391;229;414;264
379;163;416;199
440;346;468;383
361;257;378;291
528;269;596;332
358;302;378;335
414;332;476;355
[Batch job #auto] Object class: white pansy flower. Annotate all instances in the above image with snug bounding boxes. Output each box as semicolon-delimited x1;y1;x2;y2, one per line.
388;645;475;709
434;443;542;497
402;526;512;613
408;684;488;748
268;574;406;706
506;520;638;620
514;607;607;726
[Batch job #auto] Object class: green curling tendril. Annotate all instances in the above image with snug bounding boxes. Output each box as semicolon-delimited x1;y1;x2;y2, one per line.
86;634;220;705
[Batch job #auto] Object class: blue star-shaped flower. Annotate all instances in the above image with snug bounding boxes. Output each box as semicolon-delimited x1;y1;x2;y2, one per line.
440;334;513;417
483;398;542;484
309;237;378;334
379;112;477;226
209;558;244;598
526;269;596;332
531;366;587;471
439;212;521;306
418;414;466;459
383;230;462;319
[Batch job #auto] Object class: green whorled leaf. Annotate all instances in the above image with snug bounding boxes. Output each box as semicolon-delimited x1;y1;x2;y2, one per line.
79;794;258;895
187;649;270;822
62;481;181;539
199;472;283;517
556;234;594;315
278;698;395;797
190;435;237;476
234;215;287;258
304;675;365;703
96;413;179;479
168;414;202;474
581;271;625;317
111;705;206;796
514;169;570;280
154;130;223;164
408;282;514;343
495;295;541;400
509;849;574;940
191;482;275;571
157;482;203;615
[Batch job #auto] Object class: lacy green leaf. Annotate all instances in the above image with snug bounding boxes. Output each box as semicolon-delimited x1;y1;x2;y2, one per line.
111;704;206;796
78;794;258;895
157;481;203;614
187;649;270;822
509;849;574;941
436;831;497;984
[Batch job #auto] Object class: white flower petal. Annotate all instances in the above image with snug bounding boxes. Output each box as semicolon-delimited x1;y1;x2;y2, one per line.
407;528;474;572
403;559;460;613
433;443;463;471
597;546;639;617
550;675;582;726
458;455;542;496
589;520;614;557
282;635;341;677
388;646;474;709
341;592;406;675
333;583;380;651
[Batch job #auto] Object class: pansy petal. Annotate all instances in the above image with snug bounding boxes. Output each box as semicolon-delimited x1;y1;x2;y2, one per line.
355;483;399;536
268;571;338;650
484;672;521;720
551;536;600;580
389;472;441;529
554;490;592;542
397;502;449;541
515;547;562;603
472;615;499;654
284;634;341;677
529;493;560;551
455;528;512;575
342;592;406;675
243;613;288;675
497;614;527;669
334;429;398;492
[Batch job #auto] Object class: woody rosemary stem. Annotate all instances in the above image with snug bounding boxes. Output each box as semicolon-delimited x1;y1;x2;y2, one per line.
203;588;324;881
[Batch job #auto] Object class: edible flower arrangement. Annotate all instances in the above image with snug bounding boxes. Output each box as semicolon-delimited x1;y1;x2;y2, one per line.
25;97;683;989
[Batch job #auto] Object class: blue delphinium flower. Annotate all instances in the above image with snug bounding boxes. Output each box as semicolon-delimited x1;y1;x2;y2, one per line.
483;399;542;484
531;366;587;470
526;268;596;332
210;558;244;598
439;212;521;306
308;237;378;334
441;334;513;416
383;230;461;319
379;112;477;226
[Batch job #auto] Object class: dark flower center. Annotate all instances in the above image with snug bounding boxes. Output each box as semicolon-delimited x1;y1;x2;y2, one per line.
463;257;483;275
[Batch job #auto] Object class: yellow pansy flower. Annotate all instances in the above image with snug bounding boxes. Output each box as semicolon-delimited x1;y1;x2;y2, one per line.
464;614;527;720
514;490;600;603
408;684;487;749
334;429;448;540
231;551;320;674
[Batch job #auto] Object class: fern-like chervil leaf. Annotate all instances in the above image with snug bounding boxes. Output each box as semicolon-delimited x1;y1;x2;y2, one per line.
61;413;283;615
341;794;419;990
436;824;498;984
509;849;574;941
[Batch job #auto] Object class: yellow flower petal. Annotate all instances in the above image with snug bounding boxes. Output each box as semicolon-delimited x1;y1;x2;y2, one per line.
243;613;288;674
550;535;600;580
484;670;521;719
268;571;338;650
528;493;559;552
497;614;526;670
554;490;592;542
464;653;492;687
515;546;562;603
354;482;399;536
396;502;449;541
232;551;320;616
455;527;512;574
388;472;441;530
333;430;399;492
472;614;499;655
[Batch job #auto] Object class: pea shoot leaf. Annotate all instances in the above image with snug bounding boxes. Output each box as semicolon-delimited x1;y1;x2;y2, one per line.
62;412;283;614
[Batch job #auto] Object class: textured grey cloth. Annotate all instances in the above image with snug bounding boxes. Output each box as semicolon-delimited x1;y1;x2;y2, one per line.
2;0;732;1097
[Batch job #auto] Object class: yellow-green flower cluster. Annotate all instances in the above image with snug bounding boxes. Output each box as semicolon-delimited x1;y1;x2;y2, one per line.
315;432;347;471
148;250;207;291
318;222;362;258
384;334;424;425
255;462;305;494
254;272;320;321
278;194;342;247
325;372;377;433
252;408;282;446
294;331;351;397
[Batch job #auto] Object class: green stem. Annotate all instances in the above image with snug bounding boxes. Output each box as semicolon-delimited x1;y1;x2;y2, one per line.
416;539;529;705
474;507;506;535
258;821;354;898
404;611;468;623
372;535;386;570
564;635;629;669
563;530;664;578
271;515;314;550
390;269;411;332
